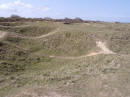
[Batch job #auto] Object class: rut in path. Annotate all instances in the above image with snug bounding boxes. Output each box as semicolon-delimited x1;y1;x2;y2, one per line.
50;41;116;59
9;28;60;39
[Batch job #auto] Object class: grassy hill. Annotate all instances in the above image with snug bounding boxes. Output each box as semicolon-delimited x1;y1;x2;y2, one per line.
0;21;130;97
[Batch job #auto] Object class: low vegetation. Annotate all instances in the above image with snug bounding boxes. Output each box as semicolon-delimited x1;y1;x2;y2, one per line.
0;18;130;97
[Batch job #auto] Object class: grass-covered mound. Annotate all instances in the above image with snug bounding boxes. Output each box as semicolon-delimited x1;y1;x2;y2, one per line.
0;21;130;97
0;41;30;75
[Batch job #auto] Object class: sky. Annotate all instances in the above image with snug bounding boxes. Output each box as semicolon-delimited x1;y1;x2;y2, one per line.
0;0;130;22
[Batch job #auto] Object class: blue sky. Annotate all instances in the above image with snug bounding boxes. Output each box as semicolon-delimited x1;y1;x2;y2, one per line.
0;0;130;22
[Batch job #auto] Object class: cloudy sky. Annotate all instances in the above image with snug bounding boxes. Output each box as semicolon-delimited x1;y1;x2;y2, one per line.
0;0;130;22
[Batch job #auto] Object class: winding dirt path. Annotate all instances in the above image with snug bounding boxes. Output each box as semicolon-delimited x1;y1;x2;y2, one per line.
10;28;60;39
50;41;116;59
1;28;115;59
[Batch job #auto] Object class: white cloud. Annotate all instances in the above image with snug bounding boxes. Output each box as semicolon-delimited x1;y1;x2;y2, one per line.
0;0;32;11
14;0;32;8
0;4;9;9
39;6;51;12
0;0;51;17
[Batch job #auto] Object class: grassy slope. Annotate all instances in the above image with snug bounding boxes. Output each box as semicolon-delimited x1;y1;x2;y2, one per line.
0;21;130;97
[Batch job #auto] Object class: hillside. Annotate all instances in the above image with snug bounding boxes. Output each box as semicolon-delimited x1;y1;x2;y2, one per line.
0;21;130;97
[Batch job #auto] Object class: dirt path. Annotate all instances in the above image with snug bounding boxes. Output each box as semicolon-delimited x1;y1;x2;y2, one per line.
0;31;7;39
50;41;116;59
10;28;60;39
96;41;115;54
50;52;102;60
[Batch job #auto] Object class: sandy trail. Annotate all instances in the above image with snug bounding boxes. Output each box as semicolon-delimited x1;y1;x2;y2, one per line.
0;31;7;39
50;52;102;60
96;41;115;54
10;28;60;39
50;41;116;59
